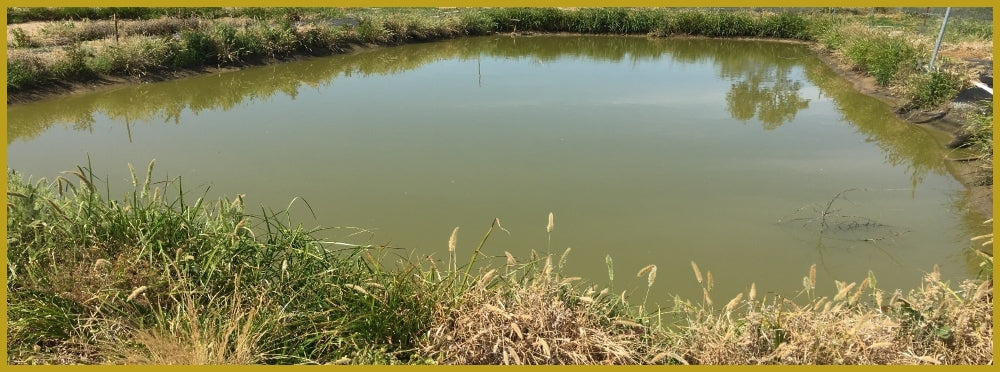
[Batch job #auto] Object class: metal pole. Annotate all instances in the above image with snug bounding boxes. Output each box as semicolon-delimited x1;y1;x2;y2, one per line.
929;7;951;70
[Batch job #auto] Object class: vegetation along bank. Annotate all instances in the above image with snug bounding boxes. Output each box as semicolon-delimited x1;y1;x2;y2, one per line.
5;7;994;365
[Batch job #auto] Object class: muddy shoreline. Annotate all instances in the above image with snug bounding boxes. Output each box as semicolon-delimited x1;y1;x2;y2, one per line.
6;36;992;218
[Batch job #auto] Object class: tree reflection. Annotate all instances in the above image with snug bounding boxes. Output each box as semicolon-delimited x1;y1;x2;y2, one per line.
724;64;810;130
801;59;950;190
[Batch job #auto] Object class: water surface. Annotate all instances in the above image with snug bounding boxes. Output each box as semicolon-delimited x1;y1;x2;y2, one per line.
7;36;989;304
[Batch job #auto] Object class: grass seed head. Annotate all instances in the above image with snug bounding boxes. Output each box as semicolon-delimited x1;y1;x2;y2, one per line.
448;226;459;252
691;261;703;284
725;293;744;312
647;265;657;288
809;264;817;289
127;285;148;301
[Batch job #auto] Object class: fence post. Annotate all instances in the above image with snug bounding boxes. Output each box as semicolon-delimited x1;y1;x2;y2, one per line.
929;7;951;70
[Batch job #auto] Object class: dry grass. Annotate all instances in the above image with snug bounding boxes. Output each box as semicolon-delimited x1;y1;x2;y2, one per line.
421;257;654;365
669;265;993;365
119;286;275;365
9;17;205;47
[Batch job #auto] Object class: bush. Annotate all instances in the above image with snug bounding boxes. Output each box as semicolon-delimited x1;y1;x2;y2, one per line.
50;44;95;80
7;55;48;90
460;11;497;35
905;69;966;108
88;37;171;76
843;32;920;86
9;27;38;48
208;23;242;63
759;12;809;39
170;30;216;67
670;11;710;36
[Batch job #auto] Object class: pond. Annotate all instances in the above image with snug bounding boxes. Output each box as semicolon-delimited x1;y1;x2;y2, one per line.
6;36;989;305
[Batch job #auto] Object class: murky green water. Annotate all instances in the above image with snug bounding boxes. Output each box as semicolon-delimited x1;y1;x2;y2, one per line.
6;36;989;305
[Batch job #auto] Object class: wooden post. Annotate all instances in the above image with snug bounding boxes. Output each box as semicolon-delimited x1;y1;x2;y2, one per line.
114;13;119;44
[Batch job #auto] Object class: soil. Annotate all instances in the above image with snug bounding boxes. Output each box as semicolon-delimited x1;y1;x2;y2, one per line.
5;35;993;219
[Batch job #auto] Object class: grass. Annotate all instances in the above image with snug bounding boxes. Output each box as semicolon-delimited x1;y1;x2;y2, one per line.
6;161;993;364
836;25;923;86
670;265;993;364
6;7;345;24
904;67;967;109
958;103;994;186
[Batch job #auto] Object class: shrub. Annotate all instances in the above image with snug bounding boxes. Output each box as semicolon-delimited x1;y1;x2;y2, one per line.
9;27;38;48
759;12;809;39
843;31;920;85
670;11;710;36
905;68;966;109
170;30;216;67
7;55;48;90
460;11;497;35
88;37;171;76
208;23;242;63
50;44;95;80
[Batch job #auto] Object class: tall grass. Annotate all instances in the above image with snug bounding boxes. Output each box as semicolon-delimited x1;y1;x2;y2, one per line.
5;161;441;364
904;68;967;109
833;25;923;86
959;104;994;186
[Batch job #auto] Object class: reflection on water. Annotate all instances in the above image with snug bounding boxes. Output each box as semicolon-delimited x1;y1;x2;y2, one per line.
7;37;951;188
7;36;987;304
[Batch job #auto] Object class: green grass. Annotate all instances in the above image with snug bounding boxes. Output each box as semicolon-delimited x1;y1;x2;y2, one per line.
6;160;435;363
905;68;967;109
7;57;48;90
960;104;993;186
840;30;922;86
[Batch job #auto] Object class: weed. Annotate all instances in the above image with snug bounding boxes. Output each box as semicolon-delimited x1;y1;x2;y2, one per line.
10;27;37;47
50;44;95;80
841;29;921;85
905;68;966;109
7;55;49;90
170;30;216;67
87;37;171;76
